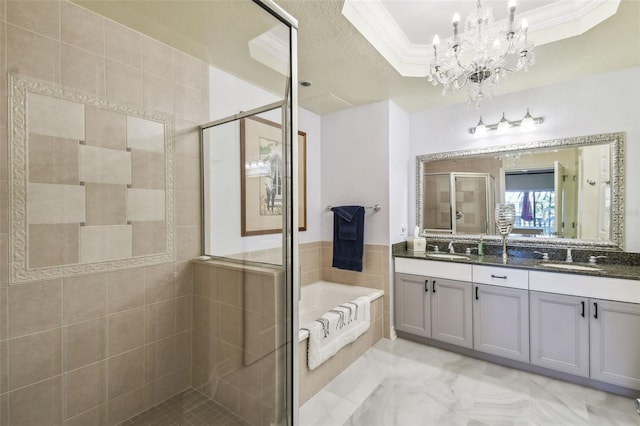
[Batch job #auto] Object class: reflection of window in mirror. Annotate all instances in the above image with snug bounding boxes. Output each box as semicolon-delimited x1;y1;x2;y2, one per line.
505;169;556;237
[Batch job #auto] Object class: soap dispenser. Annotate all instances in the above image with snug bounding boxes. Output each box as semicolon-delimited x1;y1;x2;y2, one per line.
478;235;485;256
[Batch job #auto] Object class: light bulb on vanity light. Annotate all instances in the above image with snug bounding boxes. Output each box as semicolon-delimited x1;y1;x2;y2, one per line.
474;117;488;136
496;113;511;134
521;108;535;130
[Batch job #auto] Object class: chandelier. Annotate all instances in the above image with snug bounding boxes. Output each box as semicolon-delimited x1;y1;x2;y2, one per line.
427;0;535;107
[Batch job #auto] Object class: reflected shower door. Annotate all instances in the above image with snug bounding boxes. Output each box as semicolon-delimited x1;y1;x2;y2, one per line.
454;175;490;234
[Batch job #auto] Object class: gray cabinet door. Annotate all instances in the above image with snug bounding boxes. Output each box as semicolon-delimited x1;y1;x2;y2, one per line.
530;291;589;377
590;298;640;390
395;273;431;337
431;278;473;348
473;284;529;362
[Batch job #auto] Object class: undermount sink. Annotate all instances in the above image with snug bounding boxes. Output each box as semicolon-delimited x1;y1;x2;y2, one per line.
539;263;602;272
426;253;470;260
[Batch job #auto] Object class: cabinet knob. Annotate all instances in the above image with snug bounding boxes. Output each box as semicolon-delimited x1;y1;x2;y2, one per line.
424;280;429;292
593;302;598;319
475;286;479;300
581;301;585;318
432;280;436;293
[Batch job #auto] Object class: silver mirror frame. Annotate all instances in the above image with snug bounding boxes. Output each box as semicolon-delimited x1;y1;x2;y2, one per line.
416;132;625;250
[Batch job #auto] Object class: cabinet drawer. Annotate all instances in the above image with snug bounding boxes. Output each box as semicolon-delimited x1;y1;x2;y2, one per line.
395;258;472;281
473;265;528;289
530;271;640;303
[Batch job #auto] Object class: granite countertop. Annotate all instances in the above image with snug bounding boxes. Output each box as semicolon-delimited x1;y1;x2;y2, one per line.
393;250;640;281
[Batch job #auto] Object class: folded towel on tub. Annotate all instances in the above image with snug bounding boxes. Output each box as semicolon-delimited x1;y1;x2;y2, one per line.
305;296;371;370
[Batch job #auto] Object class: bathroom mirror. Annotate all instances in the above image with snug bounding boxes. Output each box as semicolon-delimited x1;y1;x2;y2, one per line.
416;132;625;249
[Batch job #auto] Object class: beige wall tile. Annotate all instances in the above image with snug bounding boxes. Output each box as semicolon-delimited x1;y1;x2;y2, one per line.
0;340;6;394
6;0;59;38
176;190;200;226
176;225;200;261
143;373;177;410
27;183;85;224
141;36;173;80
108;308;143;357
176;295;192;333
107;347;143;400
174;120;200;159
84;106;126;151
7;23;60;83
79;145;131;185
144;335;175;382
64;361;106;419
174;154;200;190
107;267;145;314
9;376;61;426
8;328;61;390
145;299;175;343
85;183;127;226
105;59;143;106
8;279;61;338
60;1;104;55
61;44;106;96
174;83;203;122
79;225;132;263
191;330;209;370
28;134;79;185
63;404;106;426
144;262;175;304
29;223;79;268
131;149;165;190
173;50;201;91
143;73;174;114
132;221;166;256
176;338;191;376
220;304;243;348
192;295;209;335
105;20;141;68
126;116;164;153
192;263;210;298
63;317;106;371
175;261;192;297
28;93;84;140
127;188;165;222
63;273;107;324
107;387;143;426
215;267;243;307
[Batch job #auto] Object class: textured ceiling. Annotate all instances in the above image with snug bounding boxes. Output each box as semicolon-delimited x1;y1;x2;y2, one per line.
75;0;640;115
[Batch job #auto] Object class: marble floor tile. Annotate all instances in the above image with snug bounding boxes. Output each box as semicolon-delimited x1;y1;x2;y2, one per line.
301;338;640;426
299;389;359;426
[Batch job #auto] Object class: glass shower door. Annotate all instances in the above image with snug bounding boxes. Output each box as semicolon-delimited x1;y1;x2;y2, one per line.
454;174;491;234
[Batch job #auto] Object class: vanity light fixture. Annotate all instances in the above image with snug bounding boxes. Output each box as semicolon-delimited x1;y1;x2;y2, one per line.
427;0;535;107
469;108;543;135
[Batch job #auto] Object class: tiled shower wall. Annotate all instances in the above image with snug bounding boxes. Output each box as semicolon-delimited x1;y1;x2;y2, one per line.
191;260;285;426
0;1;208;424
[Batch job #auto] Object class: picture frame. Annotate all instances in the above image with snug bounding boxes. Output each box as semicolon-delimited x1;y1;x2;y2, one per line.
240;116;307;236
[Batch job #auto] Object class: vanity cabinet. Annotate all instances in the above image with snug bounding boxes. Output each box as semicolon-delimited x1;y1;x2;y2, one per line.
473;284;529;363
589;298;640;389
395;273;431;337
394;272;473;348
530;291;590;377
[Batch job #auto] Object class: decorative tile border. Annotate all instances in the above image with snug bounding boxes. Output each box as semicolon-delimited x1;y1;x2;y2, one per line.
9;73;176;284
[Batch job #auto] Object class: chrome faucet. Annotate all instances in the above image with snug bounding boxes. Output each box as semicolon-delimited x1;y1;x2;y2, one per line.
534;251;549;261
589;255;607;265
566;248;573;263
429;244;440;253
448;241;455;254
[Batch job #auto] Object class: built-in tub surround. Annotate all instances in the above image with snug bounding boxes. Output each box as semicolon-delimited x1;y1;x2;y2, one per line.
191;260;286;426
0;1;208;424
298;282;384;405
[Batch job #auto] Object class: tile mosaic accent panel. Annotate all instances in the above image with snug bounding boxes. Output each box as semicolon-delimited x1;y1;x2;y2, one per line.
9;73;175;284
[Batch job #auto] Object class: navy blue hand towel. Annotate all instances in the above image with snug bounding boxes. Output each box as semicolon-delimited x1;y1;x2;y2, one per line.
331;206;365;272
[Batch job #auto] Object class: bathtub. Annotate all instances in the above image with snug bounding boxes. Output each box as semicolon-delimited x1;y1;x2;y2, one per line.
298;281;384;342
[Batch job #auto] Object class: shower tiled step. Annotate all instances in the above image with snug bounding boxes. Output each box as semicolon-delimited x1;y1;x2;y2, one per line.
119;389;251;426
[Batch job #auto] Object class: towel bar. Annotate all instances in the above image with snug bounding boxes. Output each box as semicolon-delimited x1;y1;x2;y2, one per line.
326;204;381;212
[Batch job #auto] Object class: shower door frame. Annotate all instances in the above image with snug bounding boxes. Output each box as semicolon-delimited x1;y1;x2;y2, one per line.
198;1;299;424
